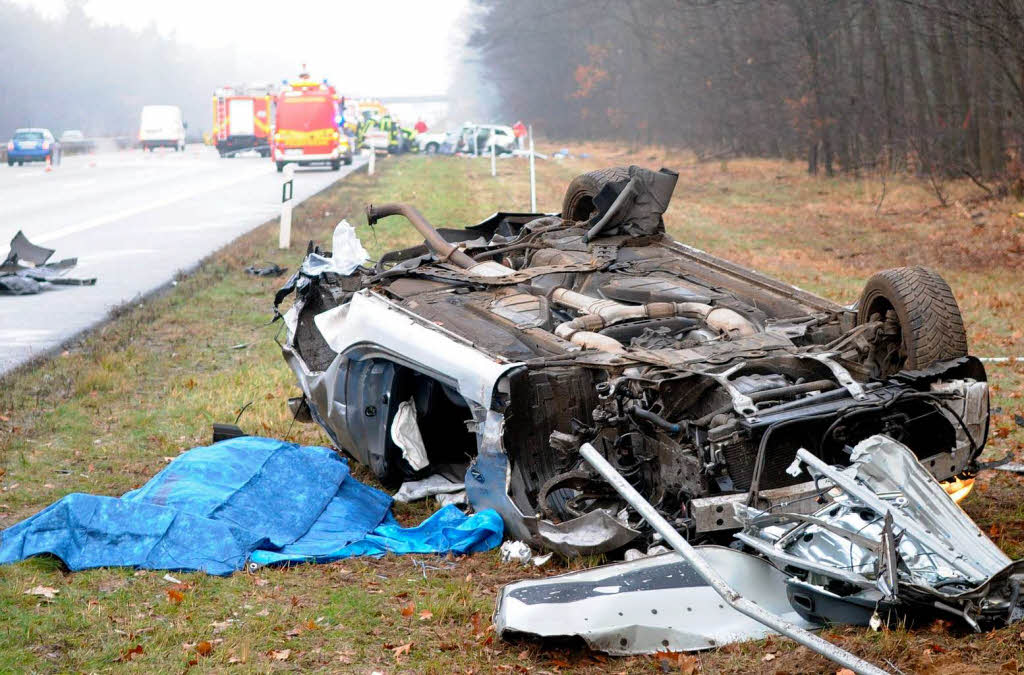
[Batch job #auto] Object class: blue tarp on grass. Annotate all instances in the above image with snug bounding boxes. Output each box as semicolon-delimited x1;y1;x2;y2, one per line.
0;437;503;575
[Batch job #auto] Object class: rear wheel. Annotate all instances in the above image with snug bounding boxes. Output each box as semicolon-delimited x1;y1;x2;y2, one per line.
857;266;968;372
7;159;12;167
330;159;340;170
344;155;353;165
276;161;284;173
425;142;439;154
561;166;631;221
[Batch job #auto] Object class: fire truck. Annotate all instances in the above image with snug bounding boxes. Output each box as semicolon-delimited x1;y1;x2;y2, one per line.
271;70;352;172
212;83;275;157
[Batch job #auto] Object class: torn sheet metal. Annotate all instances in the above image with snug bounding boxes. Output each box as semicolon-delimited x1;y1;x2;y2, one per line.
736;434;1024;630
495;546;818;655
1;230;96;294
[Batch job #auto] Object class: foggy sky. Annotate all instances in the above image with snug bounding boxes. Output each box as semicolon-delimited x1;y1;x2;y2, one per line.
11;0;468;97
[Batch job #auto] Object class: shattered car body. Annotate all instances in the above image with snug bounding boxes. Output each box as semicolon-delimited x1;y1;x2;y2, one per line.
494;545;817;654
0;230;96;295
736;434;1024;631
274;164;990;557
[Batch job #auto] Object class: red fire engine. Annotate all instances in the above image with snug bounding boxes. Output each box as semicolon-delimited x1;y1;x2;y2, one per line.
272;68;352;172
212;83;275;157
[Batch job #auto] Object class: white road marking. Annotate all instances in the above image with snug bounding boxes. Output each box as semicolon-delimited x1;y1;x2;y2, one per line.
33;169;265;244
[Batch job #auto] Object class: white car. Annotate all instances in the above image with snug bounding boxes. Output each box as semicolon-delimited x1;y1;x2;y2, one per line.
416;123;517;155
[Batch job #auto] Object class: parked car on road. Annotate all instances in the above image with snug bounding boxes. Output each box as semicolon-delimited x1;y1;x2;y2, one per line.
6;128;61;166
416;123;518;155
59;130;96;154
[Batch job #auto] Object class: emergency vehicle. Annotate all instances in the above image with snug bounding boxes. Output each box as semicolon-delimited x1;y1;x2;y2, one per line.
272;70;352;172
212;83;275;157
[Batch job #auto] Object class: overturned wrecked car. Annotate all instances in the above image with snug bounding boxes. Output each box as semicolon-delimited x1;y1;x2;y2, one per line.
273;166;989;560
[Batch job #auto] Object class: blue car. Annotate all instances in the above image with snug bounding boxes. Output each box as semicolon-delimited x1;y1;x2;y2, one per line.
6;128;61;166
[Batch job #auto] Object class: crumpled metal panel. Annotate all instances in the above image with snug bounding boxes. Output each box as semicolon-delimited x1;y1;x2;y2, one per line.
735;434;1024;628
494;546;818;655
465;410;641;555
313;291;520;409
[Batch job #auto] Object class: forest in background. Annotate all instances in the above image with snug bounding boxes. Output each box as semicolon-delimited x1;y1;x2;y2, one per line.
0;1;244;138
469;0;1024;184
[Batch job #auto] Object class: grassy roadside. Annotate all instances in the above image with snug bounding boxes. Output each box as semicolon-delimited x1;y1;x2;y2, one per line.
0;149;1022;673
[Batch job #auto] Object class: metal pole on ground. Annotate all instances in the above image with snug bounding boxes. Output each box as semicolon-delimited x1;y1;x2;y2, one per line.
528;125;537;212
279;164;295;249
579;443;888;675
491;138;496;177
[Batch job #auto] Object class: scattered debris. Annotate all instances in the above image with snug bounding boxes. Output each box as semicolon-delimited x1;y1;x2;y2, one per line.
736;435;1024;632
495;546;816;654
500;541;533;565
244;262;286;277
393;475;465;504
0;231;96;295
24;585;59;600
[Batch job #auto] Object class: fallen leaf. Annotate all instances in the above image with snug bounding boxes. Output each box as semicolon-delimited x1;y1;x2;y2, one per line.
210;620;233;633
118;645;144;662
268;649;291;661
195;641;213;657
419;610;433;621
654;650;698;673
837;670;856;675
24;585;59;600
400;601;415;617
1001;659;1018;673
305;618;318;631
763;652;777;662
166;588;184;603
392;642;412;658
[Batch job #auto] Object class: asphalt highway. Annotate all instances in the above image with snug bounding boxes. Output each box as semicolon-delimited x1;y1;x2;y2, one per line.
0;145;365;376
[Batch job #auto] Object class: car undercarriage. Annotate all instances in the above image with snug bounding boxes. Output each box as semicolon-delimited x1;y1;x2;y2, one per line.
274;165;990;558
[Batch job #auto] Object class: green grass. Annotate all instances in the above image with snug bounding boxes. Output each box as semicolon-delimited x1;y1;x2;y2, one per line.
1;150;1022;673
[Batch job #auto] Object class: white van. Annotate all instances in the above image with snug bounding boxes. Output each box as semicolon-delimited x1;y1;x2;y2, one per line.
139;105;186;151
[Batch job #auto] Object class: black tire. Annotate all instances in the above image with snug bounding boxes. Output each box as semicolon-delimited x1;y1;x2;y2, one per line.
344;155;353;165
330;159;340;170
18;161;23;166
7;159;13;167
276;161;284;173
857;266;968;371
425;142;439;155
561;166;631;221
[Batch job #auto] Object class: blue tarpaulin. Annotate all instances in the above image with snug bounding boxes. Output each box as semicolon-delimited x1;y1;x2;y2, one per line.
0;437;503;575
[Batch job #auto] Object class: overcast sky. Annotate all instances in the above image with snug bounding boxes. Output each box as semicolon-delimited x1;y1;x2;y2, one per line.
12;0;470;97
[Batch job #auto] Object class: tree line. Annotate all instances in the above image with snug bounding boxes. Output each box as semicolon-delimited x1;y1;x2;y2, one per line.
0;1;242;139
468;0;1024;181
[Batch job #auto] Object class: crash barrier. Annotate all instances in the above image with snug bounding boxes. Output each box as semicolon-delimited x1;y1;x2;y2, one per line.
279;164;295;249
580;443;888;675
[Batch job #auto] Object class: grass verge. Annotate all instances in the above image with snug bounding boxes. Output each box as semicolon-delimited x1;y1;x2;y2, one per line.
1;148;1022;673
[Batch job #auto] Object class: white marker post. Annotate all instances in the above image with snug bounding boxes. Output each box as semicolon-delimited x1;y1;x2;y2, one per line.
491;138;497;177
279;163;295;249
368;147;375;176
528;125;537;212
